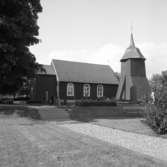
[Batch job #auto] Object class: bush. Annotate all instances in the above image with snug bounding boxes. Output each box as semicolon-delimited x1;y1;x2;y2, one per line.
144;72;167;134
75;98;117;106
145;104;167;134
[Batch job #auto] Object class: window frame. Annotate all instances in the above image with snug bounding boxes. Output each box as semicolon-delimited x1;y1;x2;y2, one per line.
83;84;90;97
97;85;103;98
67;83;74;97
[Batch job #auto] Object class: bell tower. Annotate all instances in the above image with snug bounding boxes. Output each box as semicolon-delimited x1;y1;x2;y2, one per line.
116;33;150;102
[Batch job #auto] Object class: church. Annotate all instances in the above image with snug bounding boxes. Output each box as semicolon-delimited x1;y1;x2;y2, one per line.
30;59;119;104
30;33;150;104
116;33;150;102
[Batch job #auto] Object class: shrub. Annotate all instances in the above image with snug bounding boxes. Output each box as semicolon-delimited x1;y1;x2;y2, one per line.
144;72;167;134
145;104;167;134
75;98;117;106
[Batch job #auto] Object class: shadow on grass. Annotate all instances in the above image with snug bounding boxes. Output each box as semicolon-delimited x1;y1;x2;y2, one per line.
0;104;144;124
67;106;144;123
68;115;144;123
0;104;41;120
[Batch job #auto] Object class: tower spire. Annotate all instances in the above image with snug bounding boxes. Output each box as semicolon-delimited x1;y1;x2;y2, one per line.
129;25;135;47
130;33;135;47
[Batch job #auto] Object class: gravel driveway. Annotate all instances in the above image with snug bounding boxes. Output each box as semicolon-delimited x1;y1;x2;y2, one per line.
59;123;167;162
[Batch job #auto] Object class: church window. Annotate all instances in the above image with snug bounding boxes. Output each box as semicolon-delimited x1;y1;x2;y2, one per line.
83;84;90;97
97;85;103;97
67;83;74;96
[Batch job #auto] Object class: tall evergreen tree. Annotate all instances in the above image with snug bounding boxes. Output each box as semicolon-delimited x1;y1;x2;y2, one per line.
0;0;42;94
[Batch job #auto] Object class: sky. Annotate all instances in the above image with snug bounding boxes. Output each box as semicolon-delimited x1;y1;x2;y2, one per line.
30;0;167;78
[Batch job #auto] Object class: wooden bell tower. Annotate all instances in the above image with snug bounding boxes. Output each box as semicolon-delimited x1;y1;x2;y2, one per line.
116;33;150;102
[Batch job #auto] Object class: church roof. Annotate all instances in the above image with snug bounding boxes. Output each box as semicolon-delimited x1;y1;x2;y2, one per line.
51;59;119;84
121;33;145;61
37;65;55;75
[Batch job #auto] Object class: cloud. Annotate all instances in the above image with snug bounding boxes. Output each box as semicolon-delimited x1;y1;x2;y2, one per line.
90;44;123;71
139;42;167;78
48;49;89;63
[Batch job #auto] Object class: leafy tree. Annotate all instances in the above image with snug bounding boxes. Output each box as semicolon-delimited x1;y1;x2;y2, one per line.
145;71;167;134
154;72;167;111
0;0;42;95
149;74;163;92
114;72;121;81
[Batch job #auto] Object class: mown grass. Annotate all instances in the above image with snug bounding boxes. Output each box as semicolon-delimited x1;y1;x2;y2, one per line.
94;118;167;139
0;112;166;167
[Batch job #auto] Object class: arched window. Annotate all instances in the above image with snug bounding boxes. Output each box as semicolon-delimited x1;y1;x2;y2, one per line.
97;85;103;98
83;84;90;97
67;83;74;96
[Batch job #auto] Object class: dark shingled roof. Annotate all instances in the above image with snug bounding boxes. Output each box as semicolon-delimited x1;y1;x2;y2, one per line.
52;59;119;84
37;65;55;75
121;33;145;61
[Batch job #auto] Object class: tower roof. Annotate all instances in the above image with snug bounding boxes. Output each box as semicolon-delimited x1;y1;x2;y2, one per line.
121;33;145;61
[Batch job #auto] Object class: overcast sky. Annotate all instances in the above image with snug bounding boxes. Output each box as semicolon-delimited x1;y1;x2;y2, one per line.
30;0;167;78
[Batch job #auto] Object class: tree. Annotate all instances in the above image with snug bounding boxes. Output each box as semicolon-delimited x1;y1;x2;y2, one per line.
149;74;163;93
0;0;42;95
114;72;121;81
145;72;167;134
154;72;167;111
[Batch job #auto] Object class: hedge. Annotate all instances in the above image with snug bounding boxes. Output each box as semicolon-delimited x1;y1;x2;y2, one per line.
75;99;117;106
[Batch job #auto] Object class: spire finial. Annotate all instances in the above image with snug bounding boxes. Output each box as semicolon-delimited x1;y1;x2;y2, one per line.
130;24;135;47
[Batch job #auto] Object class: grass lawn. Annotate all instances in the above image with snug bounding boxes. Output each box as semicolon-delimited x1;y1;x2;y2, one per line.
94;118;155;135
0;113;167;167
93;118;167;138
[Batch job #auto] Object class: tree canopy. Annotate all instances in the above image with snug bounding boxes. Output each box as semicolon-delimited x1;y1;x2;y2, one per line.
154;72;167;111
0;0;42;94
149;74;163;92
145;72;167;134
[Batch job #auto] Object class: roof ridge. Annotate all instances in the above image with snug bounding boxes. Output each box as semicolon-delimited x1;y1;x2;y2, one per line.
39;64;51;66
52;59;110;67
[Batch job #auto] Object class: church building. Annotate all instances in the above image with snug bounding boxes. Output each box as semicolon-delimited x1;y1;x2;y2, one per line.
30;59;119;104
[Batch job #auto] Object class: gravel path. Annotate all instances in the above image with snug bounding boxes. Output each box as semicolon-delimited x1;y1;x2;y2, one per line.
59;123;167;162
